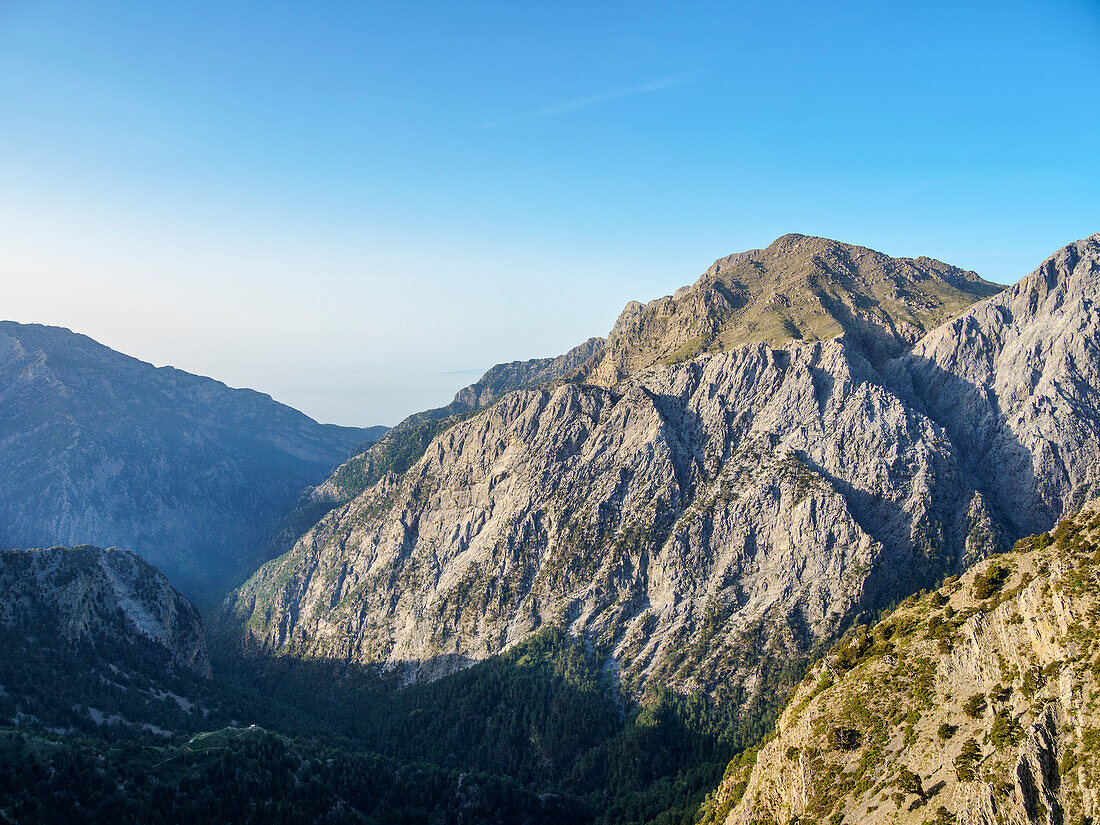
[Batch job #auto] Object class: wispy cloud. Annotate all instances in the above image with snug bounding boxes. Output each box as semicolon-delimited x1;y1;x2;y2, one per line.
910;167;1003;195
476;74;686;131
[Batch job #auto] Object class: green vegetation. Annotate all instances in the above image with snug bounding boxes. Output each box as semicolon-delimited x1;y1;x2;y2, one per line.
972;562;1009;600
0;727;583;824
207;628;777;825
329;413;479;501
954;738;981;781
961;692;986;718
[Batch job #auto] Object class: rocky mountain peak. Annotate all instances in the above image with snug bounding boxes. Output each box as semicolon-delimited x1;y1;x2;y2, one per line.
584;235;1002;386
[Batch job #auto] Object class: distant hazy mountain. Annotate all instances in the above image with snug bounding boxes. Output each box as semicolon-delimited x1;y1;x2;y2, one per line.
226;234;1100;724
0;321;383;599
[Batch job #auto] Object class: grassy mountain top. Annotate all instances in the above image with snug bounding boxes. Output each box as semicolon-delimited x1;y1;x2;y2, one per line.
706;501;1100;825
588;234;1002;384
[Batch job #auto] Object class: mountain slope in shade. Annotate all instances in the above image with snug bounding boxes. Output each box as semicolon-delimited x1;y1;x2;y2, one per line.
0;545;214;736
585;234;1002;386
711;501;1100;825
0;321;381;599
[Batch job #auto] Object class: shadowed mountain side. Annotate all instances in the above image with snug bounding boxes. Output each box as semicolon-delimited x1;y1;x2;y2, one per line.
0;321;380;601
0;726;590;825
0;545;218;737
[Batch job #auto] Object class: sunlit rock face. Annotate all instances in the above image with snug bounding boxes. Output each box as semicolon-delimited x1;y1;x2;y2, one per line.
226;235;1100;719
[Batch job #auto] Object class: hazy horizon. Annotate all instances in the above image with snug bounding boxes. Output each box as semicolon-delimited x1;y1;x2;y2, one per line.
2;1;1097;425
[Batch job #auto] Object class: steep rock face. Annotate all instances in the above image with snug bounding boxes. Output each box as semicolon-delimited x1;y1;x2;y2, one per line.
888;233;1100;539
586;234;1001;386
713;502;1100;825
226;338;980;705
225;234;1099;721
0;545;209;678
0;321;379;598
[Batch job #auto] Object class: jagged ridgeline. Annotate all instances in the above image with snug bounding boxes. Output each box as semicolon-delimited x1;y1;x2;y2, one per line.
710;501;1100;825
221;233;1100;724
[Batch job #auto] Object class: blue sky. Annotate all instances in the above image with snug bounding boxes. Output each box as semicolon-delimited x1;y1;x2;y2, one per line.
1;1;1097;425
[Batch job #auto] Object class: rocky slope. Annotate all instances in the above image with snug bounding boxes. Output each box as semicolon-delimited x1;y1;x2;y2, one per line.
226;337;976;705
223;234;1100;730
710;501;1100;825
249;337;609;576
889;233;1100;539
0;545;214;736
584;234;1001;386
0;321;382;599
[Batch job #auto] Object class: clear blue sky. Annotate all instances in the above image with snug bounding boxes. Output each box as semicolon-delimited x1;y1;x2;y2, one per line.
1;0;1097;425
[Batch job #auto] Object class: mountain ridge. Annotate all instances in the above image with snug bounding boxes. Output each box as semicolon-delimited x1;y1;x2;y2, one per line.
223;233;1087;719
584;234;1003;386
0;320;383;599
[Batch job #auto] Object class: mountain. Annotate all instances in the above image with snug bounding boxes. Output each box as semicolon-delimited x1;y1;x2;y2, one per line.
584;234;1002;386
247;337;608;578
0;545;212;736
888;233;1100;539
403;336;605;429
0;321;383;599
320;335;606;504
225;234;1081;721
710;501;1100;825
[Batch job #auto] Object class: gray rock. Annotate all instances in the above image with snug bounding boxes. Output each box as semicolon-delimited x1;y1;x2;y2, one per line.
224;233;1100;719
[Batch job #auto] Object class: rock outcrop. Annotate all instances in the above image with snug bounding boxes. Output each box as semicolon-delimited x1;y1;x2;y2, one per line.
223;234;1100;725
0;321;381;599
710;501;1100;825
